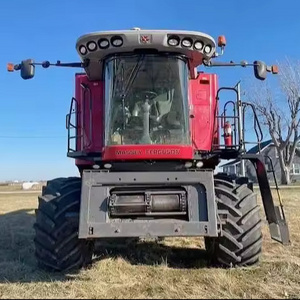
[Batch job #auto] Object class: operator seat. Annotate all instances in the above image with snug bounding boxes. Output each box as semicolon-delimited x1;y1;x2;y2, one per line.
159;89;182;128
154;91;173;117
154;89;181;128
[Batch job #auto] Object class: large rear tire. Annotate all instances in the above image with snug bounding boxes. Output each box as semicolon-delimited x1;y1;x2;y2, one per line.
34;177;94;272
205;175;263;267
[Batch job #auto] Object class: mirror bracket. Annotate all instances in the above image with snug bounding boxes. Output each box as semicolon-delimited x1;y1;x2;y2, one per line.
7;59;89;80
203;59;277;81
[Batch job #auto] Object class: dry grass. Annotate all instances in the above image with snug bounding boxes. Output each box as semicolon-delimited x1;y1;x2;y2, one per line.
0;189;299;299
0;184;23;191
0;183;44;192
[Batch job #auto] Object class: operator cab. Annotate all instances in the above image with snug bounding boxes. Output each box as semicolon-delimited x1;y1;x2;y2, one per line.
76;28;217;146
104;53;190;146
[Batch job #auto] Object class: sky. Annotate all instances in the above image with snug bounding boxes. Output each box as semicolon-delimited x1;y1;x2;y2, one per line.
0;0;299;181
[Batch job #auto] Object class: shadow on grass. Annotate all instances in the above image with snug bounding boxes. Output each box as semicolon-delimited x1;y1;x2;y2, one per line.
94;239;209;269
0;209;209;284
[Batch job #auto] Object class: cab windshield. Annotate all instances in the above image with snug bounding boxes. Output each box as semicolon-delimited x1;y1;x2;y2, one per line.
104;54;190;146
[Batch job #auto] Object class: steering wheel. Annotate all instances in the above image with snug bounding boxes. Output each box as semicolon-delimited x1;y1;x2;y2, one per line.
130;90;161;126
138;90;158;101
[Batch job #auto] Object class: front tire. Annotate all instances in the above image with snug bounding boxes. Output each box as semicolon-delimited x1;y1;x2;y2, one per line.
34;177;94;272
205;175;263;267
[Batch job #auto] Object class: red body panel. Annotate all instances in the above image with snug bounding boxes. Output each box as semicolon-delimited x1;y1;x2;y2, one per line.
74;71;219;165
189;73;219;151
75;74;103;153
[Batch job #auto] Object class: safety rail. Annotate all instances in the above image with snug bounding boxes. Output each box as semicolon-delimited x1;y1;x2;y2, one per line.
66;97;81;154
242;102;263;152
213;82;264;158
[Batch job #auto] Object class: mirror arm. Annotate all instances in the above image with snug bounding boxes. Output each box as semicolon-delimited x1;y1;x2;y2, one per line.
203;59;277;75
10;59;89;72
13;64;22;71
34;59;90;69
204;59;259;68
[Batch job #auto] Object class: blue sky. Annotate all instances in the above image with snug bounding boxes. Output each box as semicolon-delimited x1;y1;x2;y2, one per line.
0;0;299;181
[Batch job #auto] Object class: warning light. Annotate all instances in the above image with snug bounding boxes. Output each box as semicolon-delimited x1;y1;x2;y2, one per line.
272;65;279;74
218;35;226;47
7;63;14;72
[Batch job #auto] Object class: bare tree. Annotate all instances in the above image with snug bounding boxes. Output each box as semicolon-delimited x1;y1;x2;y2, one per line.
243;57;300;185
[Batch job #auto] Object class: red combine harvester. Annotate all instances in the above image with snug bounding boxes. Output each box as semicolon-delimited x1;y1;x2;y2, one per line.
8;28;290;271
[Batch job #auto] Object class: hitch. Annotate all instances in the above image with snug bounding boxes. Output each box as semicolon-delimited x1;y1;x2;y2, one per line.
242;154;290;245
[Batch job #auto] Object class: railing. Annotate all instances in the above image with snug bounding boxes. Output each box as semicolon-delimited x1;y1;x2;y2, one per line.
242;102;263;152
66;97;81;154
213;82;263;157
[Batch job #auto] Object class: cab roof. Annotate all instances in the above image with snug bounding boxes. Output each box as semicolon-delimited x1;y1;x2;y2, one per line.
75;28;216;80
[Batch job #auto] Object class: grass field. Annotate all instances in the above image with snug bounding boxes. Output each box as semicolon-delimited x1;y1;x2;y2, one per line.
0;188;299;299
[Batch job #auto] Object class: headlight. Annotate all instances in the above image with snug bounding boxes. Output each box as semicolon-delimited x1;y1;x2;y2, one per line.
168;36;180;46
194;41;203;50
204;45;212;54
185;162;193;168
111;36;123;47
79;45;87;55
182;38;192;48
98;38;109;49
87;41;97;51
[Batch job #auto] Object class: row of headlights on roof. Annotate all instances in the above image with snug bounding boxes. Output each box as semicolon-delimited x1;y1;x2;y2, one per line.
167;35;213;55
78;34;213;56
78;36;124;55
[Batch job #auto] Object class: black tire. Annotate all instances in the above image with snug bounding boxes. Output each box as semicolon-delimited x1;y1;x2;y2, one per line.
34;177;94;272
205;175;263;267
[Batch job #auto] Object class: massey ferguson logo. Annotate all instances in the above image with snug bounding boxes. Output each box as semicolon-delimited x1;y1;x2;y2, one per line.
115;149;180;155
140;35;152;44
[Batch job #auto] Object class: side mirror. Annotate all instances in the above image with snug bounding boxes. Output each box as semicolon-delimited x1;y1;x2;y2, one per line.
66;113;70;129
20;59;35;80
253;60;267;80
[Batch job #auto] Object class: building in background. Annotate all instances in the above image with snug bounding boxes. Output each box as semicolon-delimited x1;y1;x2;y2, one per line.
220;140;300;184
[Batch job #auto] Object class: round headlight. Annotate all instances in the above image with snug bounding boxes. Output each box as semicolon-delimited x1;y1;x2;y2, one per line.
168;36;180;46
194;41;203;50
204;45;212;54
79;45;87;55
196;161;203;168
111;36;123;47
87;41;97;51
185;162;193;168
98;38;109;49
182;38;192;48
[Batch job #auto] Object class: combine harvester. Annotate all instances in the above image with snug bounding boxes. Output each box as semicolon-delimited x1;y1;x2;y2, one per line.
8;28;290;271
